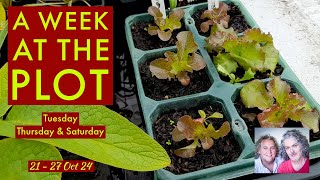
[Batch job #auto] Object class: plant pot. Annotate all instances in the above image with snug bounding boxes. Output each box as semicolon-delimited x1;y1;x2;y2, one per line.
232;77;320;159
124;0;320;178
148;95;254;179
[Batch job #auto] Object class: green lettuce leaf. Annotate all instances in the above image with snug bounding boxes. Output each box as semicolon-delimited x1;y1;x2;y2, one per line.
0;105;171;171
240;79;274;110
223;40;265;71
214;53;238;76
0;63;10;118
0;138;62;180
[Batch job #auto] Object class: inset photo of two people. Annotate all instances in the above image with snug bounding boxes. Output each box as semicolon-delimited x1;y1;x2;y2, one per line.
255;128;309;174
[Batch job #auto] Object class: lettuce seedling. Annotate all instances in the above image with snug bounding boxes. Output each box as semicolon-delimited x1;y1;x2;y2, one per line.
207;28;279;84
149;31;206;86
147;6;184;41
171;111;230;158
200;2;230;33
240;76;320;132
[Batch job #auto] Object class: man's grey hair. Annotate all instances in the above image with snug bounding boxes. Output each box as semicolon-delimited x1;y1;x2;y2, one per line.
255;134;279;159
279;129;309;160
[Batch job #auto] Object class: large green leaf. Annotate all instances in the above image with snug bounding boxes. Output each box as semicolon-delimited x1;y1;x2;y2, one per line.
240;79;274;110
223;40;265;71
0;63;10;118
214;53;238;76
0;105;171;171
0;138;62;180
262;43;279;72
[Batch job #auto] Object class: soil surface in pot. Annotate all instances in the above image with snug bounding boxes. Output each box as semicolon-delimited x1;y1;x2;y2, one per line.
192;3;251;37
153;104;241;174
132;20;187;51
234;96;320;142
139;59;212;100
219;63;284;83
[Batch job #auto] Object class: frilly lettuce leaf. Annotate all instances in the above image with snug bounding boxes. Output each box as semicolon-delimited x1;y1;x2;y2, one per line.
172;114;231;158
242;77;320;132
149;31;206;86
205;23;237;53
267;76;291;105
200;2;230;33
214;53;238;76
240;79;273;110
147;6;184;41
223;40;265;72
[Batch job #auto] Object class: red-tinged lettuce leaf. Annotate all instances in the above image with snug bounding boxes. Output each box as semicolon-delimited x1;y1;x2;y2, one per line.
147;6;184;41
205;23;237;53
176;115;205;140
147;25;159;35
149;58;175;79
200;137;214;150
262;43;279;72
157;29;172;41
174;140;198;158
148;6;163;18
200;21;213;33
176;31;198;62
240;80;274;110
200;2;230;32
214;53;238;76
163;9;184;31
189;53;206;71
223;40;265;71
177;71;190;86
300;110;320;133
172;126;186;142
207;122;231;139
285;93;306;111
242;28;273;44
266;76;290;105
257;104;289;128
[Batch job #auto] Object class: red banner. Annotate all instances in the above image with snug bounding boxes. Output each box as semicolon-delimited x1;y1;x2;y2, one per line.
8;7;113;105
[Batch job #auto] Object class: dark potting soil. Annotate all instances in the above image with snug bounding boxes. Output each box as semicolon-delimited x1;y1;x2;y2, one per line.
219;63;284;83
139;59;212;101
192;3;251;37
131;20;187;51
234;96;320;142
153;104;241;174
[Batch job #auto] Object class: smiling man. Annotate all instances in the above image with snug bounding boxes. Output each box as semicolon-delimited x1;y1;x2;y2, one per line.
278;129;309;173
255;135;283;173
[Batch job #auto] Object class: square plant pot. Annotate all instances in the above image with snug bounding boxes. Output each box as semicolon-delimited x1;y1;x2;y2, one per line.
232;77;320;159
147;94;254;179
125;0;320;178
